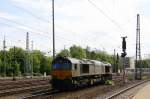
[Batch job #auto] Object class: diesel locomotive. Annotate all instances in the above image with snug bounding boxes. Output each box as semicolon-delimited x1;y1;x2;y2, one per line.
51;56;112;90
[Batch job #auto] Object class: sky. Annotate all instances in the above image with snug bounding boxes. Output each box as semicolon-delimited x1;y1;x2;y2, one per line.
0;0;150;58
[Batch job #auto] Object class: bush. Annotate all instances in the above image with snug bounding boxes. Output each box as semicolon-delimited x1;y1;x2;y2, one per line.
142;76;147;80
33;73;42;76
105;80;114;85
128;75;133;81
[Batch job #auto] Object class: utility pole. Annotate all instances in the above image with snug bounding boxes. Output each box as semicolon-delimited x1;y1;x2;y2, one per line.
113;49;116;73
64;45;66;50
52;0;55;59
135;14;142;80
26;32;30;75
121;36;127;83
3;36;6;77
31;41;33;77
26;32;29;51
13;46;16;80
31;41;33;51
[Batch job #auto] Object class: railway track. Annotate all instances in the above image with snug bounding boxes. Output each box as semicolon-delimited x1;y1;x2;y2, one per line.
21;89;60;99
0;77;51;97
0;84;50;97
20;75;127;99
105;79;150;99
0;77;50;85
0;81;49;90
1;75;147;99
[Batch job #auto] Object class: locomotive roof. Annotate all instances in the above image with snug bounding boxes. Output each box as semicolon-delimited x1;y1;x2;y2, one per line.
67;57;81;64
67;57;92;64
67;58;104;65
102;61;111;66
55;57;111;66
81;59;92;64
89;60;104;66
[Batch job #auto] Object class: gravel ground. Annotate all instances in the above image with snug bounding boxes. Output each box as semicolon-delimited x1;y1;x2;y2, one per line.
132;82;150;99
1;77;149;99
106;81;150;99
41;80;148;99
39;80;123;99
0;77;51;99
0;93;30;99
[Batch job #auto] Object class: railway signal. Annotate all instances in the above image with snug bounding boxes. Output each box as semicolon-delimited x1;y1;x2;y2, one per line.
121;36;127;83
116;53;119;74
113;49;116;73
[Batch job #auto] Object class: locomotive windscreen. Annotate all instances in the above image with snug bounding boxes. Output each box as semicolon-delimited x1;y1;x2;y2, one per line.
53;63;61;70
52;60;71;70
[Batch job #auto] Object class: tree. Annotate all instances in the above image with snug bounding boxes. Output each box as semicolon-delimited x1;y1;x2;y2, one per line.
0;59;2;76
31;50;43;74
85;46;91;59
57;49;71;57
70;45;86;59
90;51;97;60
40;56;52;75
0;47;53;77
9;47;26;73
13;62;20;76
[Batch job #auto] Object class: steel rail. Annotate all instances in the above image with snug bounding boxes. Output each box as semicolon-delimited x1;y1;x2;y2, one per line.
106;79;150;99
22;89;59;99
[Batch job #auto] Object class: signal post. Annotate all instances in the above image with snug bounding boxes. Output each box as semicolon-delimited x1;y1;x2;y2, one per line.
121;36;127;83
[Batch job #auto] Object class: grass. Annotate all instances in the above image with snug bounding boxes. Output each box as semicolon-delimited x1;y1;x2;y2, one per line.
105;80;114;85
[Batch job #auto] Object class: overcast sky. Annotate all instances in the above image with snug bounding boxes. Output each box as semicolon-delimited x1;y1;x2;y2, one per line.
0;0;150;58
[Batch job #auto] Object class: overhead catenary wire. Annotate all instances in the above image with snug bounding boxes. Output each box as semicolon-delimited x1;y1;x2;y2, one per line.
0;6;89;46
9;1;98;43
1;0;118;52
11;4;51;23
0;20;84;46
10;3;82;36
87;0;125;33
0;20;50;38
0;16;48;35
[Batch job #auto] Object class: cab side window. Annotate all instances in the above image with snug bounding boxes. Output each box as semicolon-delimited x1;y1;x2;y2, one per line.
74;64;77;70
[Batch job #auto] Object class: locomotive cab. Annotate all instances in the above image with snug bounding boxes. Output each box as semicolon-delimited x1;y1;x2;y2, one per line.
52;57;72;79
51;57;73;90
104;62;112;80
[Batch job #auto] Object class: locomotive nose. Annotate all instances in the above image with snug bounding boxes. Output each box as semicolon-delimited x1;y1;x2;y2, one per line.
51;70;72;80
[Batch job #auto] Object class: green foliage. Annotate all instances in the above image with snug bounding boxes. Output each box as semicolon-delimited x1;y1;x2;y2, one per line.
136;59;150;68
57;45;114;65
0;48;52;77
85;46;91;59
9;47;26;74
128;74;134;81
57;49;71;57
40;56;52;75
105;80;114;85
5;44;150;77
70;45;86;59
86;50;114;65
31;50;42;73
14;62;20;76
0;59;2;76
